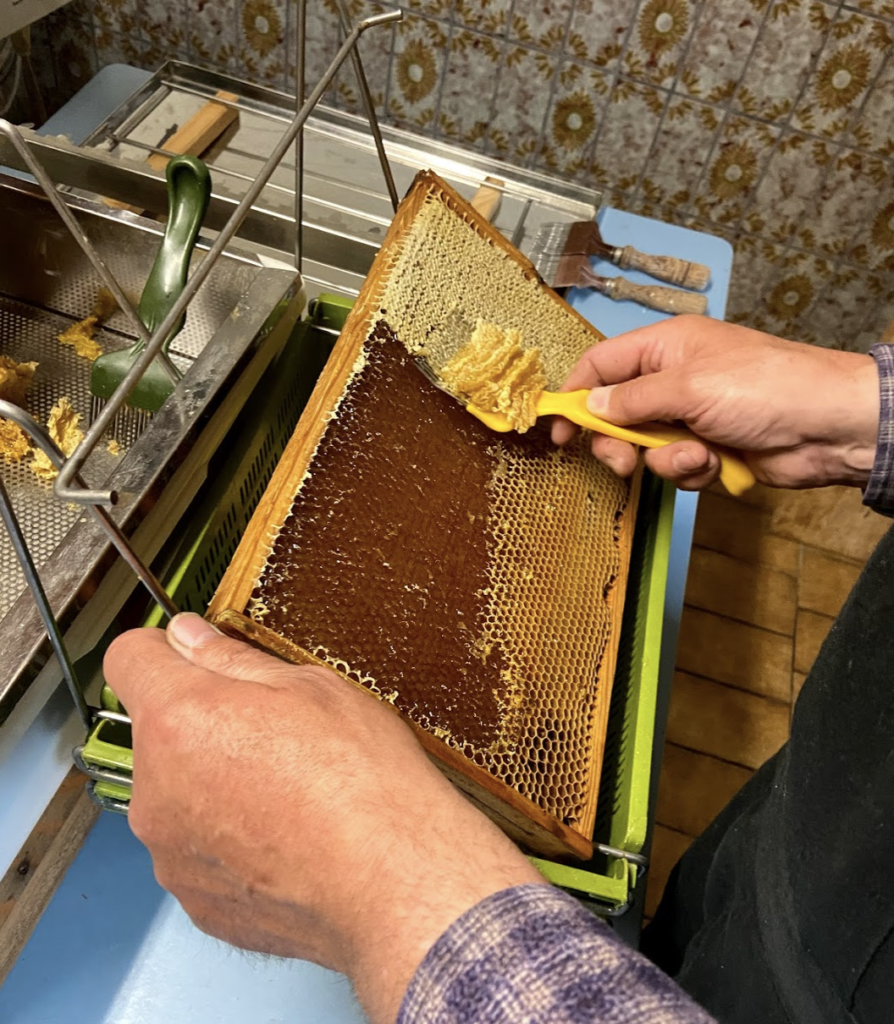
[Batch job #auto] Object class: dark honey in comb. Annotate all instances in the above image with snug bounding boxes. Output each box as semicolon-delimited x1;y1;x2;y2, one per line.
251;321;513;750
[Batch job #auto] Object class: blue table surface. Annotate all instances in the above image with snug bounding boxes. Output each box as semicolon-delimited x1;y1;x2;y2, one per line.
0;64;731;1023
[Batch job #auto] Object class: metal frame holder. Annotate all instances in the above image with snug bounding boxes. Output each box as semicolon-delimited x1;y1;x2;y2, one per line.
0;8;401;804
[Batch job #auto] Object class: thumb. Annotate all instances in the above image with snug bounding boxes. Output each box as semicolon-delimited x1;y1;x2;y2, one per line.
586;369;687;426
165;612;332;692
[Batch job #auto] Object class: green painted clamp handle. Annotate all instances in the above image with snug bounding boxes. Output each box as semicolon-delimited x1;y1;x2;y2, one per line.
138;154;213;343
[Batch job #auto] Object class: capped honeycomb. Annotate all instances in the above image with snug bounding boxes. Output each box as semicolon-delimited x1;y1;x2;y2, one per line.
210;172;639;860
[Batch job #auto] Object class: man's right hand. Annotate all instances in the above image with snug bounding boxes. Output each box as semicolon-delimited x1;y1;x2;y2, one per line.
551;316;880;492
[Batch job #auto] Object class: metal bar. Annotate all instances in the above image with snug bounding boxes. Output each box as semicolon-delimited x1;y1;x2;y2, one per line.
73;747;133;788
0;474;90;729
0;120;152;351
0;401;178;619
55;9;401;506
101;136;393;229
334;0;400;213
0;142;382;275
595;843;649;869
510;197;533;248
295;0;306;270
94;709;133;726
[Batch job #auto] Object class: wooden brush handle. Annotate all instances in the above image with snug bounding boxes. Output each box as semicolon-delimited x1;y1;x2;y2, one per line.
605;277;707;315
104;91;237;215
470;176;504;222
615;245;710;291
536;390;756;497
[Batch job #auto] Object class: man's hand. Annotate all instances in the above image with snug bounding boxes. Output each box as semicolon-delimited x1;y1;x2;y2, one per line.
105;615;544;1024
551;316;879;491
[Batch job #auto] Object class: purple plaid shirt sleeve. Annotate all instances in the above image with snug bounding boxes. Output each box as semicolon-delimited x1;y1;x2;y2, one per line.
397;884;715;1024
864;343;894;515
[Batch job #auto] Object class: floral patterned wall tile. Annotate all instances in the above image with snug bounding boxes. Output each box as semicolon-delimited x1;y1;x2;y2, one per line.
437;29;502;147
185;0;239;76
286;0;394;104
487;45;554;165
138;0;188;60
799;267;888;347
639;95;720;205
799;149;890;257
91;27;152;74
757;249;834;337
792;9;892;139
590;78;666;192
25;0;894;351
847;55;894;155
537;61;612;179
238;0;287;88
749;133;838;246
567;0;637;71
93;0;142;38
843;0;894;21
848;196;894;272
678;0;763;101
454;0;511;35
31;13;97;105
387;13;447;131
401;0;453;19
734;0;827;120
334;3;399;111
691;115;779;226
623;0;699;88
724;237;787;326
509;0;574;49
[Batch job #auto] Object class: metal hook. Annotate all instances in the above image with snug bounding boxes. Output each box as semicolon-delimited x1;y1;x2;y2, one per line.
0;471;90;728
333;0;401;213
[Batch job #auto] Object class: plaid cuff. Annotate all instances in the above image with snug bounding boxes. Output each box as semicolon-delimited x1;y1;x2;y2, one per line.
397;883;715;1024
864;344;894;515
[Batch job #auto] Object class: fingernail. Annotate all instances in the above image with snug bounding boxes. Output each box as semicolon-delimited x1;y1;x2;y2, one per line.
168;612;222;650
587;385;614;416
673;449;707;474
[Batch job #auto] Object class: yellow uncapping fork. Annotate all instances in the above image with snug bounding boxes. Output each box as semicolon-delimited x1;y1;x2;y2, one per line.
415;356;755;497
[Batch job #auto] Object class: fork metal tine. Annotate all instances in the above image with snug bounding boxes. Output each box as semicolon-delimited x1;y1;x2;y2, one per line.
412;353;465;404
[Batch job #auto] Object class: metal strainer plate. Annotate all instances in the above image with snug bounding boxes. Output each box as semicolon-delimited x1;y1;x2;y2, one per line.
0;173;285;654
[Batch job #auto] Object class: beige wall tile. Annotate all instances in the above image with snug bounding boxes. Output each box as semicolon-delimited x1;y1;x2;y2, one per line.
708;481;788;511
799;546;861;618
667;672;789;770
655;743;752;837
794;608;835;674
676;607;793;702
684;547;798;635
645;824;693;919
694;492;800;574
793;670;809;704
767;486;888;563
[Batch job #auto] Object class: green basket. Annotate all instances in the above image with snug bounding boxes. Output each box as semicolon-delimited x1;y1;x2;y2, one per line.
81;294;672;913
532;470;673;911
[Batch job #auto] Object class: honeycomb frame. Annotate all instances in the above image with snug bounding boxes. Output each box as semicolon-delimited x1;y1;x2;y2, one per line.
209;171;641;861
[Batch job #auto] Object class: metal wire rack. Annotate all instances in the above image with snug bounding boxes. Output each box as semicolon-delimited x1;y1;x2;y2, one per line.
0;5;401;743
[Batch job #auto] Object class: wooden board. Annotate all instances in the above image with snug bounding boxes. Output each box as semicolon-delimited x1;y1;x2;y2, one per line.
0;770;99;985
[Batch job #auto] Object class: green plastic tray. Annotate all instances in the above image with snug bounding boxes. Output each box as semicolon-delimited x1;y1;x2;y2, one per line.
82;293;672;912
